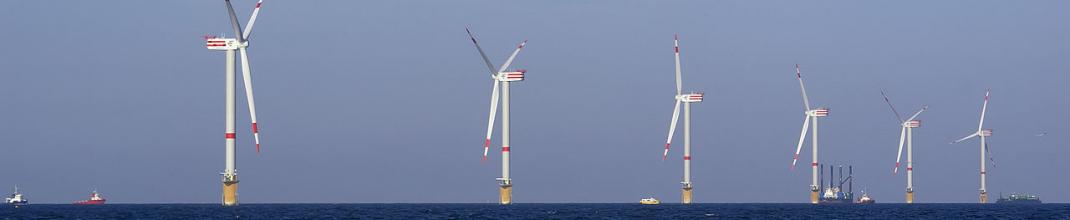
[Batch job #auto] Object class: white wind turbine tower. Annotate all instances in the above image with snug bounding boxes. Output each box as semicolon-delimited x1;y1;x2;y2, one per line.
881;91;927;203
466;28;527;205
204;0;265;206
788;64;829;204
950;89;995;203
661;34;703;204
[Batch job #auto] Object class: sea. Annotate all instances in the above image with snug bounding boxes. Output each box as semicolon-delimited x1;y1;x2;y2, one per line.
2;203;1068;219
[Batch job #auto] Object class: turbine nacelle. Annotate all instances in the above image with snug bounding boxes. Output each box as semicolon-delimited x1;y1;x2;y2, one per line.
206;38;246;50
494;70;526;82
981;129;993;137
806;108;830;117
676;93;704;103
904;120;921;128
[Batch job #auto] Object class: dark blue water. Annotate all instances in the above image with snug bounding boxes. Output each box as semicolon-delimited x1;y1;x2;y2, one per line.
2;204;1068;219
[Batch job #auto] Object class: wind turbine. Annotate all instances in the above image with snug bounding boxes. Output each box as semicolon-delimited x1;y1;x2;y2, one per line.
950;89;995;203
788;64;829;204
881;91;927;203
466;28;527;205
661;34;704;204
204;0;264;206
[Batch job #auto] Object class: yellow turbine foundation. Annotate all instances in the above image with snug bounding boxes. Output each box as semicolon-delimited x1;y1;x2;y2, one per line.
810;190;819;204
979;192;988;203
222;182;238;206
906;191;914;203
499;185;512;205
681;187;693;204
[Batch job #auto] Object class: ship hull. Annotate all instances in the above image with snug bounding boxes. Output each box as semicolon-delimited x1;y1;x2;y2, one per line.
818;199;853;204
74;200;105;205
996;200;1041;204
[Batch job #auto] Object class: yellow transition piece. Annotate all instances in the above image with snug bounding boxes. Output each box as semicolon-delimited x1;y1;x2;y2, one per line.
681;187;693;204
499;185;512;205
223;182;238;206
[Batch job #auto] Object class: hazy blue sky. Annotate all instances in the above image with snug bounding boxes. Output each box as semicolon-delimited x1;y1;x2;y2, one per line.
1;1;1067;203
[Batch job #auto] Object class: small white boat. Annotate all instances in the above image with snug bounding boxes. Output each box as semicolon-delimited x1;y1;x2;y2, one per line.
5;186;28;206
640;197;660;205
856;191;876;204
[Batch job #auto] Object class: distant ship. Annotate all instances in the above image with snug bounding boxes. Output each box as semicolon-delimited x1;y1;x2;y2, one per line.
856;191;875;204
820;186;853;204
818;165;855;204
73;190;106;205
639;197;660;205
5;186;28;206
996;193;1041;204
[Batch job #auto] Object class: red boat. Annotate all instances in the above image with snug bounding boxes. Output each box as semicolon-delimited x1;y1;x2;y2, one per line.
73;190;106;205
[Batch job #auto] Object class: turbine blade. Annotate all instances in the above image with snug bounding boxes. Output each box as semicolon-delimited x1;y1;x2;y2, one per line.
239;48;261;153
663;100;682;160
791;116;812;170
242;0;263;40
465;28;498;76
894;126;906;174
674;34;682;95
224;0;245;43
904;105;928;122
950;132;979;144
978;89;990;131
497;40;527;73
985;138;996;168
796;64;812;111
483;80;501;161
880;90;904;123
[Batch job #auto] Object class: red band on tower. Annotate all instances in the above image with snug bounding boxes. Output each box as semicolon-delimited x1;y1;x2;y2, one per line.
225;133;236;139
502;146;510;152
683;156;691;160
